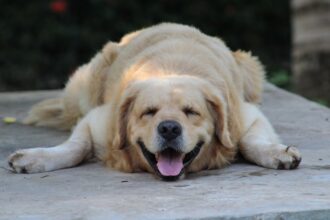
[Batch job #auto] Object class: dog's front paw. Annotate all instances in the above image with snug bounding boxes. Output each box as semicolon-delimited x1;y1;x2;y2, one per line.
258;144;302;170
275;145;302;170
8;149;47;173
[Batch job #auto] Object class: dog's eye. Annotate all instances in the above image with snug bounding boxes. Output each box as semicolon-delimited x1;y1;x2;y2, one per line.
141;107;158;117
183;106;200;116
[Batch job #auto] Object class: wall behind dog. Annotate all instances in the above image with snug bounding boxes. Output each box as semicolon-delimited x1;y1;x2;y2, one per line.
0;0;290;91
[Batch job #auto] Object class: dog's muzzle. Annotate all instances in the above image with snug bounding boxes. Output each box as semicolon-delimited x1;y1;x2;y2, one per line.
137;120;204;181
138;140;204;181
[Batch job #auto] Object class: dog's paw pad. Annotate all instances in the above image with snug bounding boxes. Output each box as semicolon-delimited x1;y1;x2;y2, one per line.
8;150;45;173
276;146;302;170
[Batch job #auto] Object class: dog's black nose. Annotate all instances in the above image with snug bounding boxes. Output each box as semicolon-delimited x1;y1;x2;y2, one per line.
158;120;182;140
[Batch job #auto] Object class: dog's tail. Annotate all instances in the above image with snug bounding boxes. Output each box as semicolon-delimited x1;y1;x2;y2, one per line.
233;50;265;103
24;41;120;130
23;97;80;130
23;64;87;130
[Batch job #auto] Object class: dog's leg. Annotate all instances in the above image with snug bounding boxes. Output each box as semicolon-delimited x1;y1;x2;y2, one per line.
8;108;101;173
239;103;302;169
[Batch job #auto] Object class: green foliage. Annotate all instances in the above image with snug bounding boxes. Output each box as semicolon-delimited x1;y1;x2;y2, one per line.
268;70;291;89
0;0;291;91
314;99;329;107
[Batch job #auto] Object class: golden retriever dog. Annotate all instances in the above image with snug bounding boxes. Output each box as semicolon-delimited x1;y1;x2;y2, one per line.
8;23;301;180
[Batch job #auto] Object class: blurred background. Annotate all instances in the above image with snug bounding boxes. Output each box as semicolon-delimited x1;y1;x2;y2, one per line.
0;0;329;105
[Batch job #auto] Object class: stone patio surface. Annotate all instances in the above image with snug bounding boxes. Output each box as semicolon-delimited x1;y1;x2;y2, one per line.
1;84;330;220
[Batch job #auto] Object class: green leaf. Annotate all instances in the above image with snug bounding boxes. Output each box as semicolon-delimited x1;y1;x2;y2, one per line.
269;70;290;88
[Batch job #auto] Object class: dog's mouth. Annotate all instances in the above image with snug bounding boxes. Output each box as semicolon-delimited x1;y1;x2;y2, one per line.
137;139;204;181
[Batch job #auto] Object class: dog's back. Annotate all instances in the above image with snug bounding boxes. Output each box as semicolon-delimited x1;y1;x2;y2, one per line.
24;23;264;130
112;23;264;103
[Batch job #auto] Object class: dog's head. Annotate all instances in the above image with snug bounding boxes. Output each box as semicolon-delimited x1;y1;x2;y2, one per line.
112;75;234;180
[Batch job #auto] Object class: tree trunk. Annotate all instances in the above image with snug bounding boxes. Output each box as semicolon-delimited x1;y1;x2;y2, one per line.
292;0;330;103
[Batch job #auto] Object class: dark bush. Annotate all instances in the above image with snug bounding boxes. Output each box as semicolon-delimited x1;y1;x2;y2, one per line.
0;0;290;91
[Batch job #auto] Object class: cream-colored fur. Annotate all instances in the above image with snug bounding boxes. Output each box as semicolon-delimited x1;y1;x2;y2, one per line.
8;23;301;178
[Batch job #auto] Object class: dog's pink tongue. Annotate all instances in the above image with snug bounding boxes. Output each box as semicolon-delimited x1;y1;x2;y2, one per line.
157;154;183;176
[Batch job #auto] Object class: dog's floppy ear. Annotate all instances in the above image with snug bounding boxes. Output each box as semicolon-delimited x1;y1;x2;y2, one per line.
203;84;234;149
112;83;140;150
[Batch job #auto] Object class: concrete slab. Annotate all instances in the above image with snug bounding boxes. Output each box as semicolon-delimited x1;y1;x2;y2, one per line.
1;84;330;220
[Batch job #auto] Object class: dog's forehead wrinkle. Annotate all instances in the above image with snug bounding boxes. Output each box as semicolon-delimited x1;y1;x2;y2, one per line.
137;89;202;112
